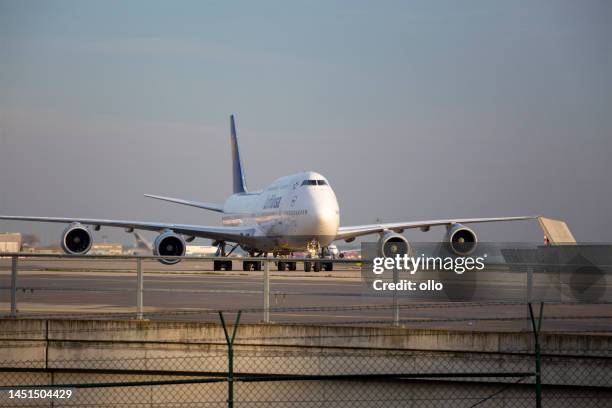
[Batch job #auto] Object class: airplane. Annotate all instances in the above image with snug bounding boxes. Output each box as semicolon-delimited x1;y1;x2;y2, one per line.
0;115;537;272
337;248;362;260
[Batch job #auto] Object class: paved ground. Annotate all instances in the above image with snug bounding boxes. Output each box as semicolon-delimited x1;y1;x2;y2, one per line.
0;257;610;332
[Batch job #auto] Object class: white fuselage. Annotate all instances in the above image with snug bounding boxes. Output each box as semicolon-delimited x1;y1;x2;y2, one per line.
221;171;340;253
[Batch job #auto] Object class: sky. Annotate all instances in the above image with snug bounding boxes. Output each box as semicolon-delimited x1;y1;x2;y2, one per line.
0;0;611;246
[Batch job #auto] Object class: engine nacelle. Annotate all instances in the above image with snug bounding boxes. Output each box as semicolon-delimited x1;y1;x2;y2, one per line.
445;224;478;255
378;231;411;258
153;230;186;265
61;223;93;255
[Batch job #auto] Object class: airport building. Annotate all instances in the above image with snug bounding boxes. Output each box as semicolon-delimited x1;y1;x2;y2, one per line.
186;245;217;257
29;246;63;254
0;233;21;253
90;243;123;255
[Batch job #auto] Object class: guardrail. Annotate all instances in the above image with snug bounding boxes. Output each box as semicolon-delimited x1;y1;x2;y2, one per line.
1;253;364;323
1;252;611;327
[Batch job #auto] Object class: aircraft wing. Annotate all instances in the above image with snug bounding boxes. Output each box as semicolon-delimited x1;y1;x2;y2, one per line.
0;215;256;244
335;216;538;242
143;194;224;213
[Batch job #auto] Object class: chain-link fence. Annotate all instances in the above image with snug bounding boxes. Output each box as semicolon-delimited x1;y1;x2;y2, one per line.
0;306;611;407
1;251;611;406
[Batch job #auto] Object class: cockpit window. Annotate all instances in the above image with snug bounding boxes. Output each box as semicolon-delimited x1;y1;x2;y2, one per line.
301;179;328;186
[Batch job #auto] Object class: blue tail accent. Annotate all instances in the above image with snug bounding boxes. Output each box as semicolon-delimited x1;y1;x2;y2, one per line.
230;115;248;194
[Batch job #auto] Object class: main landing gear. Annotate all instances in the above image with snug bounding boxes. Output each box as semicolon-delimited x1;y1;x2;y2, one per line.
277;260;297;271
243;259;263;271
243;250;265;271
213;241;234;271
214;259;233;271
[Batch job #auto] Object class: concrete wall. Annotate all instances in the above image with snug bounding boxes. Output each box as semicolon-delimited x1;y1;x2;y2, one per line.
0;319;610;407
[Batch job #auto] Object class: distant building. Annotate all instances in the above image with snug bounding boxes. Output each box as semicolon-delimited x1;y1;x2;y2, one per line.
32;246;63;254
0;233;22;253
90;243;123;255
186;245;218;257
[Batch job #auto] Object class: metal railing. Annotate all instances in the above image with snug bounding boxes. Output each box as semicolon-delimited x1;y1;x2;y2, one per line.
1;252;611;328
1;253;364;323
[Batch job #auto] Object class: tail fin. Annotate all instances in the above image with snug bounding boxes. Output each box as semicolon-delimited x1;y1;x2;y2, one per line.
230;115;248;194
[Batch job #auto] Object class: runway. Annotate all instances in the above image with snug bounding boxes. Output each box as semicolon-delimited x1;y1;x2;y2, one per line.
1;257;611;333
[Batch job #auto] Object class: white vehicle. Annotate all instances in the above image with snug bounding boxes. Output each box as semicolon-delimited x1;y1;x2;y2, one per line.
326;244;340;259
0;115;537;272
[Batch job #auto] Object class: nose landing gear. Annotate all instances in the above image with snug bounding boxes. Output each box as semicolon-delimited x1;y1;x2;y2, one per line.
303;245;334;272
306;239;320;257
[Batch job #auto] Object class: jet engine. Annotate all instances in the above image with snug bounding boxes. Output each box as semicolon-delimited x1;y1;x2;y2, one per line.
61;223;93;255
445;224;478;255
378;231;412;258
153;230;186;265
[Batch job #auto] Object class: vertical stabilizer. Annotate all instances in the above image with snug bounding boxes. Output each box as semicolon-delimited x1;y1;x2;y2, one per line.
230;115;248;194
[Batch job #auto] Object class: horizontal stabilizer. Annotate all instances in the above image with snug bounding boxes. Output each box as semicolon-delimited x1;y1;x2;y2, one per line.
144;194;224;213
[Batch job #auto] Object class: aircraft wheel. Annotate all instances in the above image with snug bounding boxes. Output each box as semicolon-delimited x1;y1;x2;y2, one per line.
278;261;286;271
243;261;253;271
304;261;311;272
254;261;262;271
313;262;321;272
213;260;223;271
224;260;232;271
287;262;296;271
324;262;333;271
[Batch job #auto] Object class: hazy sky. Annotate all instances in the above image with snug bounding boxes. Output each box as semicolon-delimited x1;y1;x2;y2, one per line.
0;0;610;245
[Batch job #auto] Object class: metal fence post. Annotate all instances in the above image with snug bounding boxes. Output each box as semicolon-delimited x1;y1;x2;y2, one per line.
528;302;544;408
219;311;241;408
263;259;270;323
136;258;143;320
10;255;18;318
526;265;533;303
392;267;399;326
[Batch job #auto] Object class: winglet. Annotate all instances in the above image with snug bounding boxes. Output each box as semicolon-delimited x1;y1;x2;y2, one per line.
230;115;248;194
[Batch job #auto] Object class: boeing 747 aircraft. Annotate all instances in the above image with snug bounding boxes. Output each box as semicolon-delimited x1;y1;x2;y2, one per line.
0;116;537;272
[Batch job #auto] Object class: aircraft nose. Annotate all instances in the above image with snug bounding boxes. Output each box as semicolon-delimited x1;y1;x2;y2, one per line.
311;205;339;237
